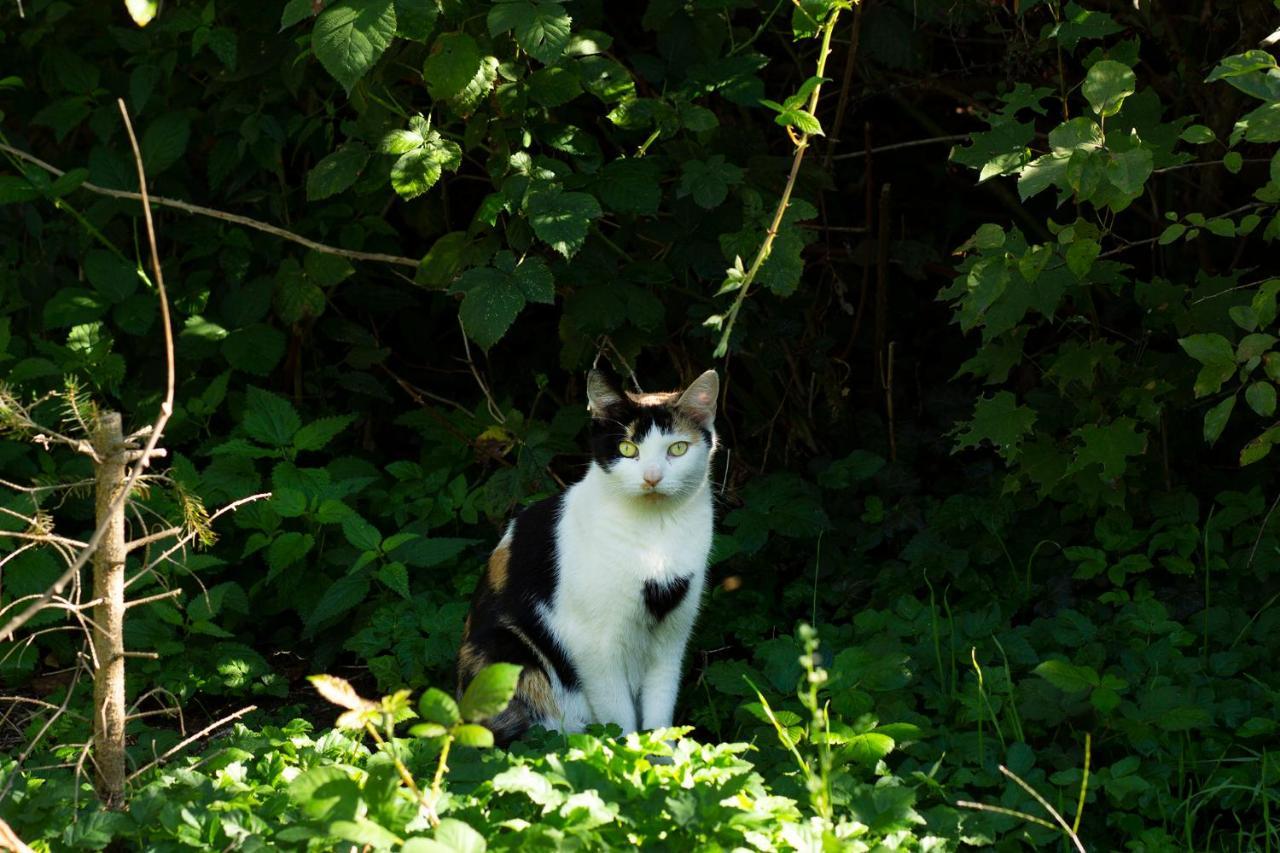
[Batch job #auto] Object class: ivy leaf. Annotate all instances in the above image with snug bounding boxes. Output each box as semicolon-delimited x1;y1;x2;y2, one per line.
312;0;397;94
679;155;744;209
1083;60;1136;118
423;32;483;102
525;186;601;257
953;392;1037;462
457;267;526;349
487;0;572;65
307;143;369;201
1203;395;1236;445
458;662;521;721
390;131;461;200
243;386;301;447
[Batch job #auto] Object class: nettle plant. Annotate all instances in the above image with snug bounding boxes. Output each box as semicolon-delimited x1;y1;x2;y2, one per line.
947;36;1280;505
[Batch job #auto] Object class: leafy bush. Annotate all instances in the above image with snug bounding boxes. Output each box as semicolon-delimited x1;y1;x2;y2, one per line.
2;0;1279;849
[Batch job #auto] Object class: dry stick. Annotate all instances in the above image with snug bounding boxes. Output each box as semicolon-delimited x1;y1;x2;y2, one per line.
715;7;843;358
998;764;1088;853
123;492;271;590
126;704;257;782
821;0;864;171
828;133;970;161
0;662;84;803
0;142;419;269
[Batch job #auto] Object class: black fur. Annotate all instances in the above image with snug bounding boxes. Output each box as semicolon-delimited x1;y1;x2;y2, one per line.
463;494;580;691
643;574;692;623
588;372;682;470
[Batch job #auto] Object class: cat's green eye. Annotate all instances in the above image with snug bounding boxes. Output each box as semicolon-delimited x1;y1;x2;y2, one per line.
668;441;689;457
618;440;639;458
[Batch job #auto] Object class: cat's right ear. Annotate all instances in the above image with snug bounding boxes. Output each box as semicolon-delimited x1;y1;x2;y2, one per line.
586;370;625;416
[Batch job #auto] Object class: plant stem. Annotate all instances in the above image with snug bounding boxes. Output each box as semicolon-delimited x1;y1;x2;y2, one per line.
715;7;842;358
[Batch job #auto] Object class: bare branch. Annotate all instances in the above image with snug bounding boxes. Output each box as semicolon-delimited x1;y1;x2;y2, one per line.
126;704;257;782
0;661;84;804
125;588;183;609
0;141;420;268
124;526;182;554
124;492;271;589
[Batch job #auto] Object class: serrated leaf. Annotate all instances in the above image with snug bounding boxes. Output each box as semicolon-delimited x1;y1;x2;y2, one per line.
293;414;356;452
526;186;601;257
424;32;482;102
487;0;571;65
305;573;371;635
84;251;138;303
459;662;521;721
341;514;382;551
307;144;369;201
512;257;554;304
458;268;525;349
312;0;397;93
267;531;315;580
243;386;301;447
679;155;743;209
953;391;1036;462
377;561;410;599
140;112;191;176
390;132;461;200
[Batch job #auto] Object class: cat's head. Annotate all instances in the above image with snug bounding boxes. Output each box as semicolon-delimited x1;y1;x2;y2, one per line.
585;368;719;503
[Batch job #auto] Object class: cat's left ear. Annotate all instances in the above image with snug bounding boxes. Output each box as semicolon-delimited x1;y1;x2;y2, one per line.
676;369;719;427
586;369;626;416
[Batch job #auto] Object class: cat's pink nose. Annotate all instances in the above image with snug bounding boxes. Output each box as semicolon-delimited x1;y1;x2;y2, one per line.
643;467;663;488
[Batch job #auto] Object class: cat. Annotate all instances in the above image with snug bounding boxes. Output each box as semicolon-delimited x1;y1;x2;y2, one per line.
455;368;720;744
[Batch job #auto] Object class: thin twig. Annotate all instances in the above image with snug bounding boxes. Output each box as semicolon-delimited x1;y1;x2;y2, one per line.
124;526;182;553
0;141;419;268
998;764;1087;853
0;662;84;803
124;493;271;589
126;704;257;782
829;133;969;161
0;105;181;644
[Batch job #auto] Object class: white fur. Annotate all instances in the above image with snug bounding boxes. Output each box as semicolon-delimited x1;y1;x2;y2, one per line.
536;418;715;735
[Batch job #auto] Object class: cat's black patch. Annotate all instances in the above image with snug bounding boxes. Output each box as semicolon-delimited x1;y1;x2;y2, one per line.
590;402;678;469
643;574;692;622
462;494;580;691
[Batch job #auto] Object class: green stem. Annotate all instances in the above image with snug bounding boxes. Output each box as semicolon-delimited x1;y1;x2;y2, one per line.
715;7;843;358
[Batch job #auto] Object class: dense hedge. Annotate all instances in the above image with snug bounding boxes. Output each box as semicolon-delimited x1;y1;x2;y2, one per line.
1;0;1278;848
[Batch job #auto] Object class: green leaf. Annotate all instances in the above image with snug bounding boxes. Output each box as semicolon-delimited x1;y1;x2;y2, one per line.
1246;381;1276;417
1179;124;1215;144
1017;152;1069;200
774;108;822;135
390;132;461;200
0;175;39;205
84;251;138;303
1241;427;1280;466
312;0;397;93
289;766;360;821
487;0;571;65
1158;223;1186;245
267;532;315;580
512;256;554;304
1052;2;1121;50
953;391;1037;462
458;662;521;721
140;112;191;176
839;732;895;766
525;186;601;257
280;0;314;29
275;260;327;324
424;32;483;102
1082;60;1136;118
679;155;744;209
451;723;495;748
1032;659;1099;693
1204;395;1236;444
1106;147;1153;195
1067;418;1146;480
1179;333;1235;366
294;414;357;451
593;158;661;215
243;386;301;447
457;267;525;349
1065;239;1100;278
1238;333;1276;362
307;143;370;201
1238;103;1280;144
377;560;411;599
418;687;461;726
222;323;286;376
341;514;382;551
305;573;371;635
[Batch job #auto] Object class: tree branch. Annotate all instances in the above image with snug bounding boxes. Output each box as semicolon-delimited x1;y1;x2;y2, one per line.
0;142;420;269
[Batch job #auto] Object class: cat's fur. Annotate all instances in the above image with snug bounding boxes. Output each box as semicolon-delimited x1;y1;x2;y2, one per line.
456;369;719;744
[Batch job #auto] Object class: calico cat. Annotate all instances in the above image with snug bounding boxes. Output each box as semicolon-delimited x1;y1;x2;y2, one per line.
456;368;719;744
